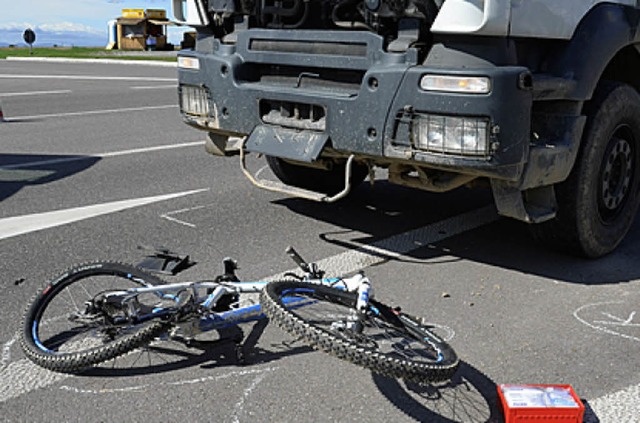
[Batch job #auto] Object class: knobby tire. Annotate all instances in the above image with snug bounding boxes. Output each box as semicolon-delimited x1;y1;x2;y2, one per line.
260;280;459;384
20;262;172;372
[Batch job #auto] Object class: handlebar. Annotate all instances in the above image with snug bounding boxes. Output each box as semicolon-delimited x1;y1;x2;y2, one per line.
286;246;324;279
286;246;310;272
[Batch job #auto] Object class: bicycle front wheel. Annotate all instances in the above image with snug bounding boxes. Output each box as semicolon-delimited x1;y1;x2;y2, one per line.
20;262;172;372
260;280;459;384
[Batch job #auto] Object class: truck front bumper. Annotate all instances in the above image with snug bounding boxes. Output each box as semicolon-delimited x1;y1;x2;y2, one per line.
178;29;533;182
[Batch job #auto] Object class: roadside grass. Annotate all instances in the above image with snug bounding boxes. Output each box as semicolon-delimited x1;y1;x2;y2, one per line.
0;46;177;61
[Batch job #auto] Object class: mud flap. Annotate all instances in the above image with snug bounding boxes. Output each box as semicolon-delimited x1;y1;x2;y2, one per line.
244;125;328;163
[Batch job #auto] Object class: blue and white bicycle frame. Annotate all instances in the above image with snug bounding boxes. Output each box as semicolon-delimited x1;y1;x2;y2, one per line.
103;269;373;338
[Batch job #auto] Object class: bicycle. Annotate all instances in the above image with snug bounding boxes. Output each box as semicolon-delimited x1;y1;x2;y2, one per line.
19;247;459;384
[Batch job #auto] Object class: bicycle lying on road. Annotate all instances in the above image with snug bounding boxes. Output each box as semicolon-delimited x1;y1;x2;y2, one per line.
20;247;459;384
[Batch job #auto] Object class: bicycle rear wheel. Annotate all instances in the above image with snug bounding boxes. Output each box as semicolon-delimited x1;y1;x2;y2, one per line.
20;262;173;372
260;280;459;384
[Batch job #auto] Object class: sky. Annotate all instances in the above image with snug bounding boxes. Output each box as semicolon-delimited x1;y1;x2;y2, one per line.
0;0;189;47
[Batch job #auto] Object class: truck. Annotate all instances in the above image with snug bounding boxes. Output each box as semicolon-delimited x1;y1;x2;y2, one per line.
172;0;640;258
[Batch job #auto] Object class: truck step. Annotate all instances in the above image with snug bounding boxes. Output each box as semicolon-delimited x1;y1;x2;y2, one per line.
240;147;355;203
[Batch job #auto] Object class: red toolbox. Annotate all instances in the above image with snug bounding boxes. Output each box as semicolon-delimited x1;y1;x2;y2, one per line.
497;384;585;423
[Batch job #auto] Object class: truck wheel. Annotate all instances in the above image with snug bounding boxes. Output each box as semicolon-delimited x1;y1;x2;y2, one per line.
266;156;368;196
531;81;640;257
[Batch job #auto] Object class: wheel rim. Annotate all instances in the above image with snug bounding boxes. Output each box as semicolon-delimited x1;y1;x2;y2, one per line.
278;287;446;365
32;271;159;356
599;128;635;223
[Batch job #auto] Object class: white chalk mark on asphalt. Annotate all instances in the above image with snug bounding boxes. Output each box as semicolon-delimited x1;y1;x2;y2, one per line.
161;205;208;228
230;373;269;423
594;311;638;327
0;189;209;241
57;367;277;395
573;302;640;342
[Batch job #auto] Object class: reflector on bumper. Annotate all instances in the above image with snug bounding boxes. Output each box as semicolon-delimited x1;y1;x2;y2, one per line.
414;114;490;157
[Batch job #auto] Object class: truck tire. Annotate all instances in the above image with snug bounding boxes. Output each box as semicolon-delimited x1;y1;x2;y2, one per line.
531;81;640;257
266;156;368;196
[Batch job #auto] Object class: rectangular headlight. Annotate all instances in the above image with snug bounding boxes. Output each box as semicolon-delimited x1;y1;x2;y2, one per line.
420;74;491;94
180;85;210;116
414;114;490;157
178;56;200;70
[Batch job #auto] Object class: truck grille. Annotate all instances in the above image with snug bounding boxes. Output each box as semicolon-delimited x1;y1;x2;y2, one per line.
249;39;368;57
241;64;363;95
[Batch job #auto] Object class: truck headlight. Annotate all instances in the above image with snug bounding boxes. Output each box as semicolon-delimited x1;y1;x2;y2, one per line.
420;74;490;94
179;85;210;116
414;114;490;157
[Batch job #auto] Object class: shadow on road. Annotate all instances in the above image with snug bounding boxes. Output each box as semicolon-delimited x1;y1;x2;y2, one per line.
274;180;640;286
0;153;100;202
372;361;502;423
77;320;313;378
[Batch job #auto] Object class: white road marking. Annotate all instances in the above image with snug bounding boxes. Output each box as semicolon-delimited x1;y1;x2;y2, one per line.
584;384;640;423
131;85;177;90
9;104;177;121
0;90;72;97
0;333;18;372
268;204;500;280
5;57;176;67
0;141;205;170
0;74;175;82
0;189;208;241
0;168;54;182
0;359;69;403
99;142;205;158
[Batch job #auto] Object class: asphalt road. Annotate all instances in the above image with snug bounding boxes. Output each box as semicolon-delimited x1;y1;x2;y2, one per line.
1;58;638;423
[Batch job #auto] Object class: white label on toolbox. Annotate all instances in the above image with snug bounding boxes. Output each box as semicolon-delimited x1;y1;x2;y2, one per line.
501;385;580;408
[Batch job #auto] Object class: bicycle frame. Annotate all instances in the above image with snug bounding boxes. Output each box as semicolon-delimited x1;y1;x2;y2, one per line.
100;272;373;337
21;246;458;382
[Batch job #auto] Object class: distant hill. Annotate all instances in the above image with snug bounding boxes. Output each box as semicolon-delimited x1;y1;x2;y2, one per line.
0;26;106;48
